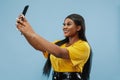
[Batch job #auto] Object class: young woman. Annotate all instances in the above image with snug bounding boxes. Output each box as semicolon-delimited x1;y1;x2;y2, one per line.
16;14;92;80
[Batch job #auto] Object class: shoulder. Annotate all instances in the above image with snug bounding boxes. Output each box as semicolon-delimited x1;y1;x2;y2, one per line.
72;40;90;51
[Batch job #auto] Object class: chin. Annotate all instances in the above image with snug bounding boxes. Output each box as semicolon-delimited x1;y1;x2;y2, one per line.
64;35;69;37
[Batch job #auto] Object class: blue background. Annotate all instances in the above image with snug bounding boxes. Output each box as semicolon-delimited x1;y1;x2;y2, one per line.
0;0;120;80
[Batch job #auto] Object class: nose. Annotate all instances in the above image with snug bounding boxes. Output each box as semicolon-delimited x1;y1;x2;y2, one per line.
63;25;67;31
63;24;68;29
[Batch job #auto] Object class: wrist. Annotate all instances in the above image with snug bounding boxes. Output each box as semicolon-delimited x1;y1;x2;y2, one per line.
23;31;36;39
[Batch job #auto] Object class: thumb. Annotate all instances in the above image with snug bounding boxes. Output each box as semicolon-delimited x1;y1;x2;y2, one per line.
20;14;27;22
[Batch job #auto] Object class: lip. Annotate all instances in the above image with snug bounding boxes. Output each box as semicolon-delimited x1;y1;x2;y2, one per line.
63;30;69;34
64;30;68;33
63;29;68;32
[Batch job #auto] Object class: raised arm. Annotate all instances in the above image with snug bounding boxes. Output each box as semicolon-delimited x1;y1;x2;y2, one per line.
16;14;69;59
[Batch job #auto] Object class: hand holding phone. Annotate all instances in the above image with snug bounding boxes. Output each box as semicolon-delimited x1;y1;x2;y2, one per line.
18;5;29;35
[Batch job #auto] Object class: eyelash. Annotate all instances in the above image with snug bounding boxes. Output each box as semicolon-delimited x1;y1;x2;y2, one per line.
63;23;72;26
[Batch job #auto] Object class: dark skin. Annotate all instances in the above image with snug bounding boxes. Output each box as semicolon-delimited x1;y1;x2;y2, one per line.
16;14;81;59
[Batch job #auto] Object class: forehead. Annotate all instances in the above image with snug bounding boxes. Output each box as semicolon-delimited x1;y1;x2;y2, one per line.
64;18;74;23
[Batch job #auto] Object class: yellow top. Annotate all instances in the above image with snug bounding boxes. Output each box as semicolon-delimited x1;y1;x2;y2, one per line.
43;40;90;72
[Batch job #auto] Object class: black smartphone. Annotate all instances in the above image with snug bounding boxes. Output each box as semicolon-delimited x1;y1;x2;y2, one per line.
22;5;29;16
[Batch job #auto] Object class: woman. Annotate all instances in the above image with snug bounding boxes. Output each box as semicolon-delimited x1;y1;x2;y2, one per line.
16;14;92;80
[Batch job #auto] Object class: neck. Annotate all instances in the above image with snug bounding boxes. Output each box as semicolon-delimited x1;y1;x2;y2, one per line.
68;35;80;45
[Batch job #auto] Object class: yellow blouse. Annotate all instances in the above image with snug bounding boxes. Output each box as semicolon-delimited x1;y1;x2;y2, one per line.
43;40;90;72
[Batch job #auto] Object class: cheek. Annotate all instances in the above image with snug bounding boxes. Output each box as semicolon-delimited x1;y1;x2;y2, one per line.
70;27;78;33
68;28;78;36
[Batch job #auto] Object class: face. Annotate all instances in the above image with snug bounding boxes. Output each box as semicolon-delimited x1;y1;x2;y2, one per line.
63;18;81;37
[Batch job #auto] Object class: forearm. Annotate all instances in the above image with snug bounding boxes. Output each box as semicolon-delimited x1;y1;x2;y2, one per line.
23;32;65;58
23;32;46;51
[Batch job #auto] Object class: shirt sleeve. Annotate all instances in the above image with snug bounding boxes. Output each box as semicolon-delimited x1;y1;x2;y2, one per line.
66;41;90;66
43;51;49;58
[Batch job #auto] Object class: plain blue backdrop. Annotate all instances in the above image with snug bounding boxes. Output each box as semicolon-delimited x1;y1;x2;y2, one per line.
0;0;120;80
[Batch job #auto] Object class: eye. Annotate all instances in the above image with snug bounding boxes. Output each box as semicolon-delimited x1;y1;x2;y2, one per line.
67;23;72;26
63;22;72;26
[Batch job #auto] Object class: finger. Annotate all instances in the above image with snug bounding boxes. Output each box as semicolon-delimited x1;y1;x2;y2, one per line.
17;14;25;21
15;23;19;31
19;14;27;22
16;18;25;26
16;22;24;32
20;14;25;18
16;22;22;29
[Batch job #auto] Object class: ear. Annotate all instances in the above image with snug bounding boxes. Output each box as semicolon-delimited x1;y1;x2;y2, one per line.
77;26;81;31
